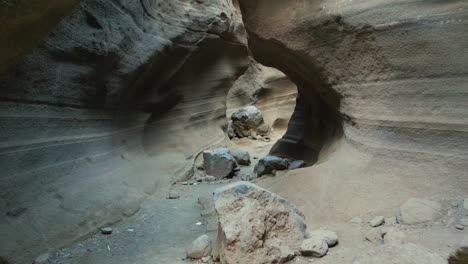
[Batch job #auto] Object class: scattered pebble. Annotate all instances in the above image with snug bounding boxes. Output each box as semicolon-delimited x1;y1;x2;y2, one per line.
370;216;385;227
196;222;203;226
201;256;211;263
100;227;113;235
455;225;464;230
127;229;134;232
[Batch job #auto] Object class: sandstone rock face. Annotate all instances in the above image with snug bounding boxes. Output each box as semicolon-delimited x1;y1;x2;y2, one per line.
226;61;297;133
352;244;446;264
203;148;238;179
213;182;307;264
0;1;249;262
398;198;442;225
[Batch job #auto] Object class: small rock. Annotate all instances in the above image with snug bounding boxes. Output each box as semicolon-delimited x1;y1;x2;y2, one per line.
34;253;50;264
101;227;113;235
289;160;306;170
464;198;468;210
370;216;385;227
301;237;328;257
203;148;238;179
351;217;363;224
271;169;277;176
455;225;464;230
181;182;189;185
365;229;383;243
256;155;289;177
231;149;251;165
231;106;270;137
187;234;211;259
383;227;406;245
397;198;442;225
309;230;338;247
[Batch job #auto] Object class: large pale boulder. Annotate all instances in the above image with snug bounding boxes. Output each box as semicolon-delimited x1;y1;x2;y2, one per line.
397;198;442;225
352;244;446;264
203;148;238;179
213;182;308;264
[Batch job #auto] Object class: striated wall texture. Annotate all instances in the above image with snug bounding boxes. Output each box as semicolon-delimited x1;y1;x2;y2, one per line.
0;0;248;262
239;0;468;223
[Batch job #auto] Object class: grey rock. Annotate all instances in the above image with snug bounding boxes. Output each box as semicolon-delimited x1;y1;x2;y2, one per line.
231;149;251;165
397;198;442;225
187;234;212;259
214;181;307;264
256;156;289;177
203;148;237;179
301;237;328;257
353;244;445;264
289;160;306;170
351;217;363;224
34;253;50;264
455;225;464;230
369;216;385;227
100;227;113;235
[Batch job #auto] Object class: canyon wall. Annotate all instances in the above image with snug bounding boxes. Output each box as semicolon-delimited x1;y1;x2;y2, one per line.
0;0;248;262
238;0;468;222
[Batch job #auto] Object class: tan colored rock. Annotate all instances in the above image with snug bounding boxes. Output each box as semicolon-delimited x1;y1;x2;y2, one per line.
353;244;445;264
300;237;328;257
213;182;307;264
187;235;212;259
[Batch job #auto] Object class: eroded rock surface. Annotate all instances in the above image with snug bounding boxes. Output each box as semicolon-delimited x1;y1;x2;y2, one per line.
213;182;307;264
0;1;249;262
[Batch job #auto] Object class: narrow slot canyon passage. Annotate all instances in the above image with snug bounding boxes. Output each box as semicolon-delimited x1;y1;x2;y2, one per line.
1;0;468;264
